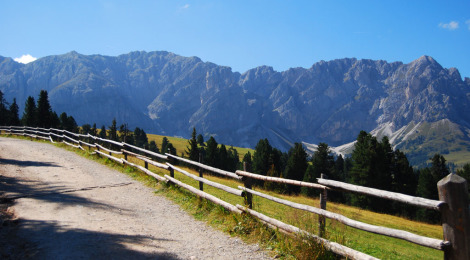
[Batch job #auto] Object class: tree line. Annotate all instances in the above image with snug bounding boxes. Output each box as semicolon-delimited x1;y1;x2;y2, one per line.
0;90;176;156
237;130;470;223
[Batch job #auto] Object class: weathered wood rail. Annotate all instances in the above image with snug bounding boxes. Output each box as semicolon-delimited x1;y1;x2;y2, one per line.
1;125;469;260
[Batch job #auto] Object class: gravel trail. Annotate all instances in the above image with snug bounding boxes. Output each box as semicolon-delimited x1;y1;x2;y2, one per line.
0;137;271;259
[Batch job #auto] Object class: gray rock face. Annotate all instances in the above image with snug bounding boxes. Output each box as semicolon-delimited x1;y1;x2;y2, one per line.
1;51;469;153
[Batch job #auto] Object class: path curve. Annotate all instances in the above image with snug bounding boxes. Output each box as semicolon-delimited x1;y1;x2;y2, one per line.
0;137;270;259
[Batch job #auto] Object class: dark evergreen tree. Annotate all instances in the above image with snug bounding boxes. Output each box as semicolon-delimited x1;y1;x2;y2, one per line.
186;128;199;161
283;143;308;193
161;137;169;154
242;151;252;167
272;148;288;177
252;139;273;176
22;96;37;126
91;123;97;136
81;124;92;135
149;140;160;153
301;165;316;197
166;142;176;155
0;90;9;125
8;98;20;126
217;144;229;169
311;143;334;179
99;125;107;139
457;163;470;199
108;118;118;141
204;136;218;167
416;168;440;222
119;124;131;143
36;90;53;128
50;111;60;128
349;131;379;208
197;134;205;146
59;112;77;132
334;155;345;182
227;146;240;172
430;153;449;182
59;112;68;129
66;115;78;133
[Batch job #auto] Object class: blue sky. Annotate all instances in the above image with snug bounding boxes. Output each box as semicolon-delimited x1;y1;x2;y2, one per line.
1;0;469;78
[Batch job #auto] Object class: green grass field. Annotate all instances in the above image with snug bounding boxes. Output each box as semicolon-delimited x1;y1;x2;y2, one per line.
147;133;253;161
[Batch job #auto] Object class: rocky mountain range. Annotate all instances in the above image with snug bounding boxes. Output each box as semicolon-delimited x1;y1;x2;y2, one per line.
1;51;469;166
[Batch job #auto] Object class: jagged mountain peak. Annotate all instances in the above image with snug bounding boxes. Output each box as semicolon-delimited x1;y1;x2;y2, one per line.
0;51;469;166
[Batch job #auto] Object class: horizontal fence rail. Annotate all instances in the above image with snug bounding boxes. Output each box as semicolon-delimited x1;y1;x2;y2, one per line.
236;170;327;190
1;125;468;259
317;178;445;211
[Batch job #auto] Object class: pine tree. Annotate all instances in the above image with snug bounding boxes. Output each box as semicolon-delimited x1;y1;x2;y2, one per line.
149;140;160;153
217;144;228;169
99;125;107;139
161;137;169;154
242;151;252;167
108;118;118;141
430;153;449;181
283;143;308;193
301;165;316;197
36;90;53;128
227;146;240;171
252;139;273;176
22;96;37;126
311;143;334;179
81;124;92;135
204;136;218;167
91;123;97;136
0;90;9;125
197;134;205;146
186;127;199;161
59;112;68;129
50;111;60;128
8;98;20;126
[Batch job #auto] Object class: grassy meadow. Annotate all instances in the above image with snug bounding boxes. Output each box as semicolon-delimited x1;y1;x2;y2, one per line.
147;133;253;161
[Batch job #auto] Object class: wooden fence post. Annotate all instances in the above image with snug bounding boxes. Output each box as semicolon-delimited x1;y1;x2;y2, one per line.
438;173;470;260
168;149;174;178
243;162;253;209
199;152;204;191
319;173;328;237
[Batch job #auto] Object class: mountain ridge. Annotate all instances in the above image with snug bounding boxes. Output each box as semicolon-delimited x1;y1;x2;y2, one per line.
1;51;469;166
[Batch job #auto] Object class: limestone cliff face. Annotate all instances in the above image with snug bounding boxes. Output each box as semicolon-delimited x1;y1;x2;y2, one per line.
1;51;469;157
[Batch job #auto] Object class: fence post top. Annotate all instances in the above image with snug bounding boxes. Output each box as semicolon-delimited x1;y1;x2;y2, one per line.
438;173;467;187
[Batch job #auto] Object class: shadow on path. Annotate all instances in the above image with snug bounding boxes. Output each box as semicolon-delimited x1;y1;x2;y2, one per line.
0;158;61;168
0;175;130;214
4;218;181;259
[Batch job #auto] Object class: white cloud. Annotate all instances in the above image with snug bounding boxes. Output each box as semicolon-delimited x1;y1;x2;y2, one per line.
466;20;470;30
182;4;190;9
14;54;37;64
439;21;459;30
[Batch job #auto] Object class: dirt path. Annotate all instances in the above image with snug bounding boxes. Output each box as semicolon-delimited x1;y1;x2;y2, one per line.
0;137;270;259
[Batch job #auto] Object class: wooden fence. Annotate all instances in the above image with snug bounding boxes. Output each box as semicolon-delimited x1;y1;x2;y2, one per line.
1;125;469;260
